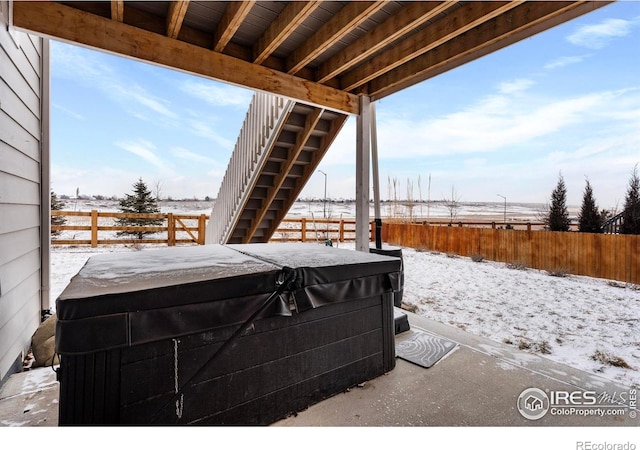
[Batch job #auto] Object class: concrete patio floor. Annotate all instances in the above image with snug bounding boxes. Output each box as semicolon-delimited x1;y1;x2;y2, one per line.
1;309;637;427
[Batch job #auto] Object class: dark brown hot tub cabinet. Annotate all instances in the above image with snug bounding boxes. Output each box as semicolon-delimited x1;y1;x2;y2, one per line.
55;243;401;425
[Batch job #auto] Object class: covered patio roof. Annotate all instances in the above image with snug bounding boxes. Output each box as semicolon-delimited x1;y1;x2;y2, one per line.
12;1;610;115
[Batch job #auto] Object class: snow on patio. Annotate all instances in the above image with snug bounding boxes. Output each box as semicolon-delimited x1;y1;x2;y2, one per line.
49;241;640;389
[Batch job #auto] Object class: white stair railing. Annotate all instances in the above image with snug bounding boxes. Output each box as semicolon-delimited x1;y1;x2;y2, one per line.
206;92;294;244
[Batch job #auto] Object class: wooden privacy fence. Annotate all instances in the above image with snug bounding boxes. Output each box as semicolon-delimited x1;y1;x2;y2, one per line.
382;222;640;284
52;210;208;247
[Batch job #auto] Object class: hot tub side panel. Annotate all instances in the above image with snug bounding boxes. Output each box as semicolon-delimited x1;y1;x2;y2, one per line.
58;292;395;425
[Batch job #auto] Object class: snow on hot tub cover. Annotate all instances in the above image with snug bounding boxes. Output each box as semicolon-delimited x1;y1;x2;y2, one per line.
55;244;402;355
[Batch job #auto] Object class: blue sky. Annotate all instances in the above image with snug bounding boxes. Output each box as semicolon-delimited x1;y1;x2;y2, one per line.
50;1;640;209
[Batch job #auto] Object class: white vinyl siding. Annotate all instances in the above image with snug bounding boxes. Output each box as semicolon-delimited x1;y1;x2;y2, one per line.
0;5;45;381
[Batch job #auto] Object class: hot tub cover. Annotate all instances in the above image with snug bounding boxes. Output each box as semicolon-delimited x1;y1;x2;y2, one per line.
55;244;402;355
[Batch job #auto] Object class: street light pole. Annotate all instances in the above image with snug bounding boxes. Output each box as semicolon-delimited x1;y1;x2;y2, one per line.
318;170;327;219
497;194;506;225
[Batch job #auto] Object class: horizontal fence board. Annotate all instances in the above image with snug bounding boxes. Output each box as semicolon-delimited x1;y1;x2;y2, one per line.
52;210;209;247
52;211;368;247
383;222;639;285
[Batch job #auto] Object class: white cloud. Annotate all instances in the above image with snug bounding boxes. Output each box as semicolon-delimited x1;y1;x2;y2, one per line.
116;139;173;173
309;80;640;206
179;80;253;107
567;18;635;49
543;55;590;70
187;120;236;149
320;118;356;166
51;41;111;79
170;147;216;165
372;86;638;159
52;42;177;120
497;78;535;94
110;83;177;120
53;104;85;121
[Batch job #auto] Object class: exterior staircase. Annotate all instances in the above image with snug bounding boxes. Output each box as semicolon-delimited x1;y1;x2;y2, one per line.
206;92;348;244
602;212;624;234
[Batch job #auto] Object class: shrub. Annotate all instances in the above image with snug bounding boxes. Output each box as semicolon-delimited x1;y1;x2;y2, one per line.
591;350;632;369
506;261;527;271
518;340;531;351
517;339;552;355
401;302;419;313
546;267;569;278
534;340;552;355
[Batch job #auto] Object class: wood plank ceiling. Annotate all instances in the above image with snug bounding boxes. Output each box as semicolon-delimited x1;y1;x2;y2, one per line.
13;1;609;115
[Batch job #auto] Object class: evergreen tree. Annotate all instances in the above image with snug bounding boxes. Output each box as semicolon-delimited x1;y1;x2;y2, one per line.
545;173;571;232
578;178;603;233
50;191;67;236
620;165;640;235
115;178;163;239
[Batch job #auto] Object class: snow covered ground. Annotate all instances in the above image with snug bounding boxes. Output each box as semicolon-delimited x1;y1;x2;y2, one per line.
399;247;640;388
59;198;561;222
48;199;639;388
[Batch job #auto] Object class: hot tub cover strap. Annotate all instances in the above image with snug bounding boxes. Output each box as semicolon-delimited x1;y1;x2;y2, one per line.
149;266;298;424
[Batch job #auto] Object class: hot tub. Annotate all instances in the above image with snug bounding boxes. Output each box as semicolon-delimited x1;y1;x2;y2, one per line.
55;243;401;425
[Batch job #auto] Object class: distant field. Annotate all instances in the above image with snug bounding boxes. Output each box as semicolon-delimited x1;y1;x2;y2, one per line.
57;198;580;224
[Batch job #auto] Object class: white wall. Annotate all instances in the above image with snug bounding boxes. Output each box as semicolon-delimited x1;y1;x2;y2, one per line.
0;1;47;383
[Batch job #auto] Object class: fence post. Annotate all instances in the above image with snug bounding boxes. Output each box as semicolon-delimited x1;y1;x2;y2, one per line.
168;213;175;246
301;218;306;242
339;219;345;243
198;214;206;245
527;223;531;232
91;210;98;248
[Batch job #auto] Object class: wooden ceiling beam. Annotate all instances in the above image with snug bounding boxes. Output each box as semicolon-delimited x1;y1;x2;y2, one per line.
244;109;324;243
111;0;124;22
12;1;359;115
253;1;322;65
316;1;453;83
286;1;386;75
369;1;608;100
213;1;256;52
340;1;522;92
166;1;190;39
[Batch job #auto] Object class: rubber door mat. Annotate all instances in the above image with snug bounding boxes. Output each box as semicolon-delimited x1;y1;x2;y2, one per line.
395;331;458;368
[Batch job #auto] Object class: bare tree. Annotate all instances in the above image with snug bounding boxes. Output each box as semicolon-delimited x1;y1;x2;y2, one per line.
406;177;414;221
443;185;461;224
418;175;423;218
153;178;165;201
